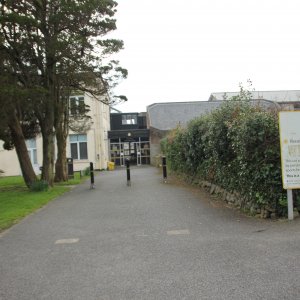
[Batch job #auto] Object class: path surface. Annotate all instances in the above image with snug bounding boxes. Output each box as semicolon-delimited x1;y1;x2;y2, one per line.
0;166;300;300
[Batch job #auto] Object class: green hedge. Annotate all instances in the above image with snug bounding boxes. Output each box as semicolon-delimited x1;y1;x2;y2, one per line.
162;100;288;215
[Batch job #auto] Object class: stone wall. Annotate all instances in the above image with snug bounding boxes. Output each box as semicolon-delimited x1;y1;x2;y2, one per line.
195;180;291;219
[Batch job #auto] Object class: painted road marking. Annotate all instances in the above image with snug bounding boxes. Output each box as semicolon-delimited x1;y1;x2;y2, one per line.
55;238;79;245
167;229;190;235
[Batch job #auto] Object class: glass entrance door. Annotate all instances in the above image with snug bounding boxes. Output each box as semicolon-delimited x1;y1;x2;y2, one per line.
123;142;135;164
136;142;142;166
110;142;125;166
110;140;150;166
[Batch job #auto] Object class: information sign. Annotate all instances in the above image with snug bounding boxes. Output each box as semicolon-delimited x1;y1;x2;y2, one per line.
279;111;300;189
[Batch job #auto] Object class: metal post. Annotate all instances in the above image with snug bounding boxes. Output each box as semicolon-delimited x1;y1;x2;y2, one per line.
126;158;131;186
90;162;95;189
138;137;142;166
162;156;167;183
287;189;294;220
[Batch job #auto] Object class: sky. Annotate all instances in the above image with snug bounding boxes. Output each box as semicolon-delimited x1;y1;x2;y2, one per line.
111;0;300;112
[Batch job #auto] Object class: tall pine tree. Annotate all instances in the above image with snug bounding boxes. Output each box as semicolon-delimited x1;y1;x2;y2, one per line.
0;0;127;185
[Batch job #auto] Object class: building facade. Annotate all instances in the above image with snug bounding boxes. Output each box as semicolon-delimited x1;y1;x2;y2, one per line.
0;92;110;177
108;112;150;166
147;101;223;164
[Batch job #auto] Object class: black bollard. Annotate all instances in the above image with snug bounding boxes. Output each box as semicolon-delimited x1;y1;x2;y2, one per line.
126;158;131;186
162;156;167;183
90;162;95;189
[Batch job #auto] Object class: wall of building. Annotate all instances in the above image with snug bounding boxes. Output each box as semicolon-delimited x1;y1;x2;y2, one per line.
107;112;150;166
0;92;110;176
0;136;43;177
149;128;167;165
0;141;22;176
147;101;223;165
78;93;110;170
99;101;110;169
110;113;147;131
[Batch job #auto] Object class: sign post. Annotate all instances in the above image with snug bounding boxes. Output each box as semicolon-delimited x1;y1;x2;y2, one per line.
279;111;300;220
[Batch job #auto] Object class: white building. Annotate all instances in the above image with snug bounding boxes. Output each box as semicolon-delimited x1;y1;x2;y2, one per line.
0;92;110;176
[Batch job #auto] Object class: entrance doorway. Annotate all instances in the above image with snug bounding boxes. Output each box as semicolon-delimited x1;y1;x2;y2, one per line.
110;139;150;166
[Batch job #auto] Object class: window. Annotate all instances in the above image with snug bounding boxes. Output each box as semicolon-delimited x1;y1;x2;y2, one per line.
122;114;137;125
26;138;37;165
70;134;88;160
70;96;85;115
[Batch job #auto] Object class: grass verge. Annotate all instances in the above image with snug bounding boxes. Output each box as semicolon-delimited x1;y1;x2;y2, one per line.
0;176;76;232
55;172;89;186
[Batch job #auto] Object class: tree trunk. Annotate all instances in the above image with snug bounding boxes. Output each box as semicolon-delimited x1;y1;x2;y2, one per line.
40;124;55;186
8;114;37;188
40;59;56;186
54;129;67;182
54;87;69;183
40;95;55;186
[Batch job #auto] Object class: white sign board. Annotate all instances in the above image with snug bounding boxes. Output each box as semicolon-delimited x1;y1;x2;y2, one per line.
279;111;300;189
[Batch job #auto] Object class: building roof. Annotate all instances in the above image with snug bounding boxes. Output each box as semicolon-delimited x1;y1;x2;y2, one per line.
147;101;223;131
209;90;300;103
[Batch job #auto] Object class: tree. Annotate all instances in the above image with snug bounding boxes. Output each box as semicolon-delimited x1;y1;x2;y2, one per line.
230;79;254;101
0;0;127;185
49;5;127;182
0;51;39;187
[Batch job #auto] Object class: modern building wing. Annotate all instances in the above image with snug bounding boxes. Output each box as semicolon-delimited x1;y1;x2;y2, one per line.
147;101;223;131
108;112;150;166
147;101;223;164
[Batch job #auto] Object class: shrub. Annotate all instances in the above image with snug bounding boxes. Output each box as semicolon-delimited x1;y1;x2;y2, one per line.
30;180;49;192
83;166;90;176
162;126;188;173
164;100;285;215
228;108;282;208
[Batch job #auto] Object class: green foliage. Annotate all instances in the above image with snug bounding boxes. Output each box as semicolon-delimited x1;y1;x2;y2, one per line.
0;182;68;231
164;100;286;216
30;180;49;192
161;126;188;172
160;137;168;155
0;174;91;231
0;176;25;186
83;166;91;176
0;0;127;185
55;171;88;186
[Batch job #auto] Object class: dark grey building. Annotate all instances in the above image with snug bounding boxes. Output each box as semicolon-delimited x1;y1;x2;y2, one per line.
108;112;150;166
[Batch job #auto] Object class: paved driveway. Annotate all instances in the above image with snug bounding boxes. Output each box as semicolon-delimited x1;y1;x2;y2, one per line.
0;166;300;300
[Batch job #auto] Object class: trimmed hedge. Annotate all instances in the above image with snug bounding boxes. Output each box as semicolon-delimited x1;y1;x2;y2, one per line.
162;100;288;216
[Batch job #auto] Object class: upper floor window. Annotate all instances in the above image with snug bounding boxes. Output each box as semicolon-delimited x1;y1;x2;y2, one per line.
122;114;137;125
70;96;85;115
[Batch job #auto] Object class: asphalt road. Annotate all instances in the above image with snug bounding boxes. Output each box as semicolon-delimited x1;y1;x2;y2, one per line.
0;166;300;300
